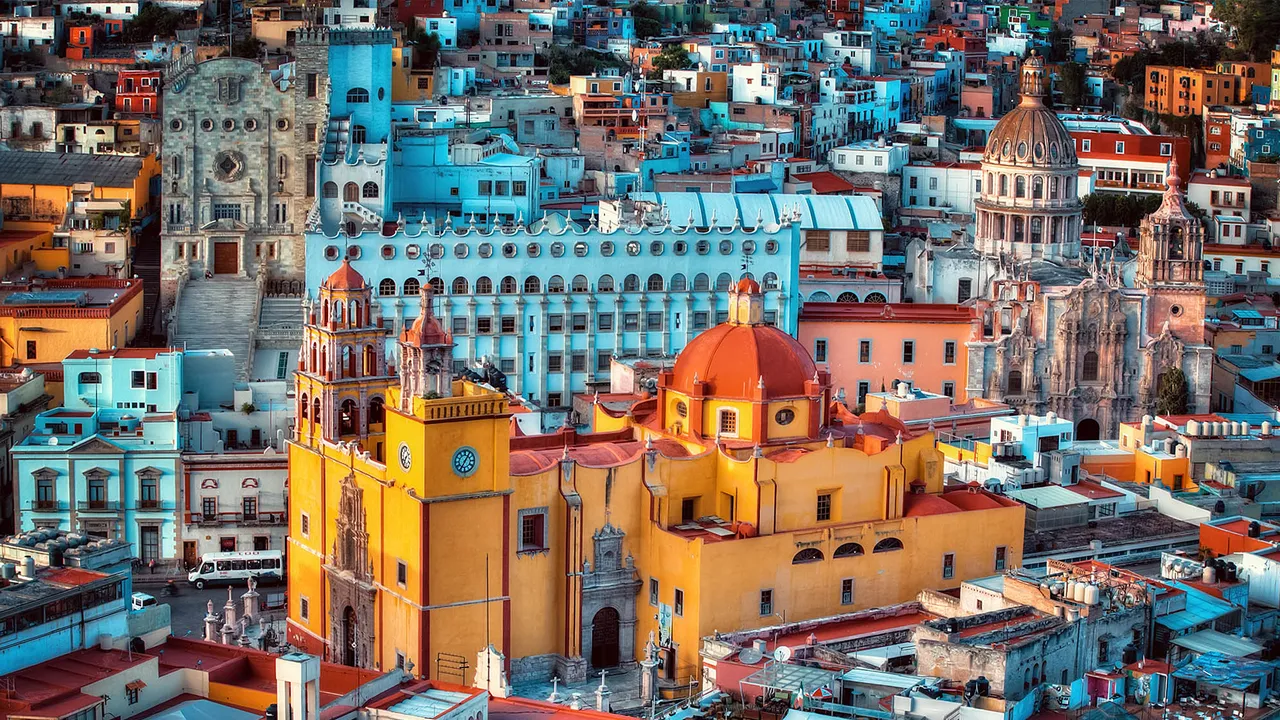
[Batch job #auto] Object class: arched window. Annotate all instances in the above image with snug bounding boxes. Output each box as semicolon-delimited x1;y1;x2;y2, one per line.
452;277;469;294
309;342;317;372
792;548;824;564
646;274;664;291
323;182;338;198
363;345;377;376
332;301;344;325
475;276;493;294
670;273;687;292
375;278;394;296
810;291;833;302
762;272;779;290
1082;351;1099;381
548;276;565;293
624;274;640;291
343;183;359;202
837;292;858;302
312;397;321;426
1031;217;1043;244
346;87;370;103
403;277;420;296
362;182;379;198
834;543;864;558
524;276;541;293
339;399;358;435
1008;370;1023;395
1015;176;1026;198
999;174;1008;195
715;273;732;291
864;292;887;303
349;299;361;327
369;397;385;425
572;275;590;292
986;172;994;193
598;275;615;292
429;277;444;295
351;125;367;144
1050;176;1060;199
500;276;517;293
693;273;710;291
1032;176;1043;199
300;393;309;421
341;346;356;378
1013;216;1025;243
873;538;904;553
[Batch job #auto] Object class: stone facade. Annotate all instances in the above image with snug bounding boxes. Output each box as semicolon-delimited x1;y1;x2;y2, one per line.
327;473;377;667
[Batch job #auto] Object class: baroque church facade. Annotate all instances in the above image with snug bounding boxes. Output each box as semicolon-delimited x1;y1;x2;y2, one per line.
910;54;1211;441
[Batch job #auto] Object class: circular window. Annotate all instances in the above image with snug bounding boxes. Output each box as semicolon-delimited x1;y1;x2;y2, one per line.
1017;142;1028;157
601;241;615;257
527;243;541;258
676;401;688;418
454;243;469;259
1034;142;1044;160
674;241;688;255
719;240;733;255
324;246;340;261
766;240;779;254
1050;143;1060;160
696;240;710;255
378;87;386;100
574;242;588;257
244;118;258;132
1002;140;1011;156
1171;305;1183;317
775;408;795;426
406;244;421;259
479;243;493;258
429;243;444;259
276;118;290;131
169;118;183;131
502;243;517;258
650;241;664;255
550;241;565;257
381;245;395;259
742;239;756;255
200;118;214;132
347;245;361;260
223;118;236;131
626;241;640;256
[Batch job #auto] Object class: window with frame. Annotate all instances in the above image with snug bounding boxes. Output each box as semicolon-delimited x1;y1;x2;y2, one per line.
943;382;955;398
126;686;139;704
674;588;685;616
300;512;310;538
944;341;956;365
814;339;827;362
806;230;831;251
571;353;587;372
501;316;517;334
816;493;832;522
902;341;915;363
598;313;614;331
131;370;145;388
548;354;563;373
397;560;407;586
300;596;310;620
759;589;773;616
476;317;493;334
202;497;217;519
548;314;564;332
841;578;854;605
623;313;639;331
859;340;871;363
943;552;955;579
846;231;871;252
646;312;663;330
520;510;547;551
649;577;659;605
995;546;1007;571
718;409;738;436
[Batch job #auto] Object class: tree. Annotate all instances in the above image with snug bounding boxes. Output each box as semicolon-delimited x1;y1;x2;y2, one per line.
1046;27;1073;63
1155;366;1190;416
630;0;663;38
231;37;264;60
544;45;628;85
123;4;193;43
405;26;443;67
1058;61;1087;109
648;42;693;77
1213;0;1280;59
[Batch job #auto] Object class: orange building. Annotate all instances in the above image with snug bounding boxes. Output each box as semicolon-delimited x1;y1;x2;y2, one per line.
798;303;974;406
1144;66;1238;117
1214;61;1269;104
1204;108;1233;169
1200;517;1280;557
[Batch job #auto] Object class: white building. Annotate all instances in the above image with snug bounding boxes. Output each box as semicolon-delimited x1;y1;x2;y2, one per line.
821;30;877;74
1187;171;1251;242
830;138;910;175
730;62;782;105
53;0;139;22
417;14;459;48
902;161;982;212
0;12;58;52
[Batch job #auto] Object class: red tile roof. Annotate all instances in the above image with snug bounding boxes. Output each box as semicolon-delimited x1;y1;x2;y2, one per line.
791;171;855;194
65;348;177;360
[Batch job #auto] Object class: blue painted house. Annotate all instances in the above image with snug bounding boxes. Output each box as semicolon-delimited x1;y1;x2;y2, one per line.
1243;121;1280;162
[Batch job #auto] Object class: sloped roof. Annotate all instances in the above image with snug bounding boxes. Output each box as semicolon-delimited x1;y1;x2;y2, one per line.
0;151;144;188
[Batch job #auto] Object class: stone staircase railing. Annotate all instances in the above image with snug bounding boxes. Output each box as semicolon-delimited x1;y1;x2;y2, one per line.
244;264;268;381
165;265;190;343
342;201;382;226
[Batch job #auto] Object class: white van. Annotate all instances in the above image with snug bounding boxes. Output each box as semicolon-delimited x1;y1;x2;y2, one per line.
132;592;157;610
187;550;285;589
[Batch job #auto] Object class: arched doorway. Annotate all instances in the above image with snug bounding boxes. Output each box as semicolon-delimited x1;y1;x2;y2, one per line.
591;607;620;668
342;606;357;666
1077;418;1100;442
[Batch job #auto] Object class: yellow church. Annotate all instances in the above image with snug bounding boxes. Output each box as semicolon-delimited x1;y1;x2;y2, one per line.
286;265;1026;688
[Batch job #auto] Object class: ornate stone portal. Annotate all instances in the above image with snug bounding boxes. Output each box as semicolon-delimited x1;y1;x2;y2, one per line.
327;474;376;668
581;524;642;675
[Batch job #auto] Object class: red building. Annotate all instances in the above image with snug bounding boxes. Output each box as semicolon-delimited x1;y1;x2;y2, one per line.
114;69;161;116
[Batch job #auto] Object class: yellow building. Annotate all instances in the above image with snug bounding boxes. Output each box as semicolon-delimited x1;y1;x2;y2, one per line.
287;270;1026;688
0;151;158;232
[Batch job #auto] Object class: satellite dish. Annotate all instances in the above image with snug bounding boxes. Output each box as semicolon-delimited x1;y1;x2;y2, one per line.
48;437;58;446
773;645;793;663
739;647;763;665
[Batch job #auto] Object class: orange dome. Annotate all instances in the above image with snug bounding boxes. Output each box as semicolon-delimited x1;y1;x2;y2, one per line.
736;277;761;293
325;259;366;291
670;322;817;400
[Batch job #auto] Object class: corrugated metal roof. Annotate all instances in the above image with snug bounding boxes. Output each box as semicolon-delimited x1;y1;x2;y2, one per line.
1239;365;1280;382
1006;485;1090;509
1157;582;1235;632
0;151;144;189
1170;629;1263;659
634;192;883;231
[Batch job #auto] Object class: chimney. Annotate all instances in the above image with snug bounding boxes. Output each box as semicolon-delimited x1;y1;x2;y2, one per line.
277;653;322;720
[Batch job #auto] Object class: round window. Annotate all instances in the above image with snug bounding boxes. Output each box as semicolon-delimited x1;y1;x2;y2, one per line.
1050;143;1060;160
1034;142;1044;159
742;239;756;255
502;243;517;258
430;243;444;259
1171;305;1183;317
527;243;541;258
550;241;565;257
696;240;710;255
169;118;183;131
650;241;664;255
276;118;290;131
626;241;640;256
454;243;468;259
766;240;779;255
324;246;340;261
200;118;214;131
574;242;588;257
478;243;493;258
406;244;421;259
347;245;361;260
676;401;688;418
1002;140;1011;156
378;87;386;100
719;240;733;255
223;118;236;131
601;241;615;257
1017;142;1028;157
775;408;796;426
674;241;688;255
244;118;258;132
381;245;395;259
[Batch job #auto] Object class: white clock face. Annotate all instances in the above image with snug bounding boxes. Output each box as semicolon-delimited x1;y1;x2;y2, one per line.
398;442;412;471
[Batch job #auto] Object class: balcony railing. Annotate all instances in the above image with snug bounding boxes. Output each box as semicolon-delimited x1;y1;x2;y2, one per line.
78;500;121;512
185;510;287;526
138;498;165;510
29;499;62;512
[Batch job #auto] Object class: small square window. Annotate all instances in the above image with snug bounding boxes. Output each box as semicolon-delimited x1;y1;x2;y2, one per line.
397;560;407;586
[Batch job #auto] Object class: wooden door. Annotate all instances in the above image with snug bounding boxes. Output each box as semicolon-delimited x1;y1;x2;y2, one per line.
183;541;197;569
213;241;239;274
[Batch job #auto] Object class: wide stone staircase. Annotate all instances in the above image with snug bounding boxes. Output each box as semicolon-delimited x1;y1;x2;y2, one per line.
171;277;259;379
258;295;304;332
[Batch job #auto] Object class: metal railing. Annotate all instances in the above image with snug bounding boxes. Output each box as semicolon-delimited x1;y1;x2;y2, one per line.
77;500;121;512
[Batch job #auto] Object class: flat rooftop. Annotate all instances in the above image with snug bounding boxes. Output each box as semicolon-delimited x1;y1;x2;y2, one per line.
1024;509;1198;555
